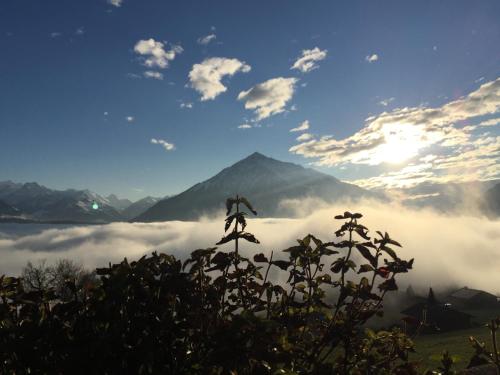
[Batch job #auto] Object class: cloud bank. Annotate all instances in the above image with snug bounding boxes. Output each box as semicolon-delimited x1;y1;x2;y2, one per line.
1;201;499;296
290;78;500;189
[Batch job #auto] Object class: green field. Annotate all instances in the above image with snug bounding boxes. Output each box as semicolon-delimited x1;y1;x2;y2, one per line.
411;324;496;371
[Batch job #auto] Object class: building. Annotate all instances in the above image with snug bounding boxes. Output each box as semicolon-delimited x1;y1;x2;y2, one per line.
401;288;473;333
447;287;498;309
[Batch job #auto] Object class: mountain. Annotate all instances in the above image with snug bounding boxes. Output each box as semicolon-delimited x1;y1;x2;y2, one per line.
0;200;21;217
121;196;161;220
482;182;500;217
106;194;133;211
399;180;500;213
0;182;123;223
135;152;379;222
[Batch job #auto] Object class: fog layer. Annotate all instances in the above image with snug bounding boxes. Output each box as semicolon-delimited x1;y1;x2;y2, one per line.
0;200;499;295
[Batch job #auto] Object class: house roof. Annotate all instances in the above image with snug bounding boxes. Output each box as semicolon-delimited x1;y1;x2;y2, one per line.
449;287;495;300
401;302;472;319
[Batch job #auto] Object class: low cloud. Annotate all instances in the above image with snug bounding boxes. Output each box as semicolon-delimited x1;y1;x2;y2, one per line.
290;120;310;132
189;57;251;101
151;138;175;151
238;77;298;120
291;47;327;73
1;201;499;296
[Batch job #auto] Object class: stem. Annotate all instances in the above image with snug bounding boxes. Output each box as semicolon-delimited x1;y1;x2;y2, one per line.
491;319;499;368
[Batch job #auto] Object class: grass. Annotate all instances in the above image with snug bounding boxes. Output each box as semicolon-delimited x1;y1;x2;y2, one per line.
411;325;493;371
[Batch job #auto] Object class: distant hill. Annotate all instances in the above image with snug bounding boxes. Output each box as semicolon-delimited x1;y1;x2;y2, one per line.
106;194;133;212
0;182;122;223
482;182;500;217
0;199;21;217
122;196;161;220
134;152;379;222
399;180;500;215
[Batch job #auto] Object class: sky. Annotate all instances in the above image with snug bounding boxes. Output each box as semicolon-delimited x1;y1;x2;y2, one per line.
0;0;499;200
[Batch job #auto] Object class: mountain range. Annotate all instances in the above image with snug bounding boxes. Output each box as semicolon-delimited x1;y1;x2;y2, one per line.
1;152;498;224
0;181;160;224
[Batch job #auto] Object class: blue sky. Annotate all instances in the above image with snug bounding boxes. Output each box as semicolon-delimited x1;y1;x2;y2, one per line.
1;0;499;200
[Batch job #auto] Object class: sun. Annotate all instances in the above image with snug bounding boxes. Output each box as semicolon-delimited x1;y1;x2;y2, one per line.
375;123;426;164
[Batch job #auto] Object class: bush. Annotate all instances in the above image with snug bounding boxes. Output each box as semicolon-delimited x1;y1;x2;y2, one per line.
0;196;418;374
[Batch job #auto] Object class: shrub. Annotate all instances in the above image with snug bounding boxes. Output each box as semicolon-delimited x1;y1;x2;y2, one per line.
0;196;417;374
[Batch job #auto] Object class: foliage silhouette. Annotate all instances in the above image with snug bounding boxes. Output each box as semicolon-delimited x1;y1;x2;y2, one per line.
3;195;482;374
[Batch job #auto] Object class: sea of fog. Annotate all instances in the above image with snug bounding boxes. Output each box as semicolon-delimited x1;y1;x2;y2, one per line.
1;199;499;296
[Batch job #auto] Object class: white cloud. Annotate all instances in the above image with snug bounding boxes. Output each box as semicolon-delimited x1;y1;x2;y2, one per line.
365;54;379;63
197;33;216;45
238;77;298;120
108;0;123;7
134;39;183;69
296;133;313;141
291;47;327;73
478;118;500;127
180;102;193;109
126;116;134;123
50;32;62;38
238;124;252;129
379;97;395;107
290;78;500;188
1;202;500;296
290;120;310;132
75;27;84;36
143;71;163;80
151;138;175;151
188;57;251;101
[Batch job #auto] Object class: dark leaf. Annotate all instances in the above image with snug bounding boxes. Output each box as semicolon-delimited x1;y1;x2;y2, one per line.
253;253;268;263
272;260;291;270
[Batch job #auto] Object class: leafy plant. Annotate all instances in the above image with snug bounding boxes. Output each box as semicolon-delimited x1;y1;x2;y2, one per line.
0;196;423;374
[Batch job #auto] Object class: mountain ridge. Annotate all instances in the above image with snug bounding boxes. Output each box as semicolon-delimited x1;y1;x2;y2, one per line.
134;152;378;222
